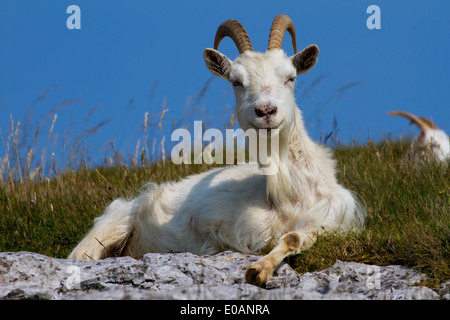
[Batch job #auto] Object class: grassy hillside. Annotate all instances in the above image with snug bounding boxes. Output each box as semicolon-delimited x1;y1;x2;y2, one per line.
0;140;449;288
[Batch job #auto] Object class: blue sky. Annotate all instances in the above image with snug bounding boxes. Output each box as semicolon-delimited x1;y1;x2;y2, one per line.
0;0;449;169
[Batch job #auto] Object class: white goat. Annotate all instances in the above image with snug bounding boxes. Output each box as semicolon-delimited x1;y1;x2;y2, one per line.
388;110;450;162
69;15;366;286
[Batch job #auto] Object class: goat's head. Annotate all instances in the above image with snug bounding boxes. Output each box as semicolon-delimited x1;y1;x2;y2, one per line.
204;14;319;136
388;110;450;160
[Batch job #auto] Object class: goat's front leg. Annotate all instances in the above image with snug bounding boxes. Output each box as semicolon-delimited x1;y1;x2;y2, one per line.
245;231;317;287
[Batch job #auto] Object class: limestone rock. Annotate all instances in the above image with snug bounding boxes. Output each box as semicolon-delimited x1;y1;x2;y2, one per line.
0;251;444;300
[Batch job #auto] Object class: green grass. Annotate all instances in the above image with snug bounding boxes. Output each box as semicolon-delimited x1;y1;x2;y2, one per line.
0;140;449;289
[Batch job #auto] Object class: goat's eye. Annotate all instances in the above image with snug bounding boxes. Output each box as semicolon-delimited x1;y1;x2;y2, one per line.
285;76;296;85
232;80;243;87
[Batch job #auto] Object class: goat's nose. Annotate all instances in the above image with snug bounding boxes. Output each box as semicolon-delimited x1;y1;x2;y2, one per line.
255;104;278;117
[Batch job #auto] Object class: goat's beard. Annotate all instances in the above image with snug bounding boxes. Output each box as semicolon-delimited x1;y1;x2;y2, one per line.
256;130;289;177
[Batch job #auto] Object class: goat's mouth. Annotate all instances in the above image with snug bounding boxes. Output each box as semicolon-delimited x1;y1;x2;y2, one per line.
250;119;284;131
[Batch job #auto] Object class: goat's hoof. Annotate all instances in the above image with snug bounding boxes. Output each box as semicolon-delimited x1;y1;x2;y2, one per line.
245;263;273;287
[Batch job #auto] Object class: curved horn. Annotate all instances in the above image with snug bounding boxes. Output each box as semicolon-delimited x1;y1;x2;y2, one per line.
419;117;438;130
388;111;431;132
268;14;297;53
214;19;253;54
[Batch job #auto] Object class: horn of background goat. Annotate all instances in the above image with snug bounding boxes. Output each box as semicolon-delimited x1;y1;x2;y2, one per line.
419;117;438;130
388;111;432;132
268;14;297;53
214;19;253;54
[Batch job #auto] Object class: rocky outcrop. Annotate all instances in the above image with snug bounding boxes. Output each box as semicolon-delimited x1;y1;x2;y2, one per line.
0;251;446;300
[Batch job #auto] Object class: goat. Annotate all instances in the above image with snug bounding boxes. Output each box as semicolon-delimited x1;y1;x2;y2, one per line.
388;110;449;162
68;15;366;287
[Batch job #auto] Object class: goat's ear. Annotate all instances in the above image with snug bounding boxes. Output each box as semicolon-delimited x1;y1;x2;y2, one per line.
203;48;233;80
291;45;319;75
